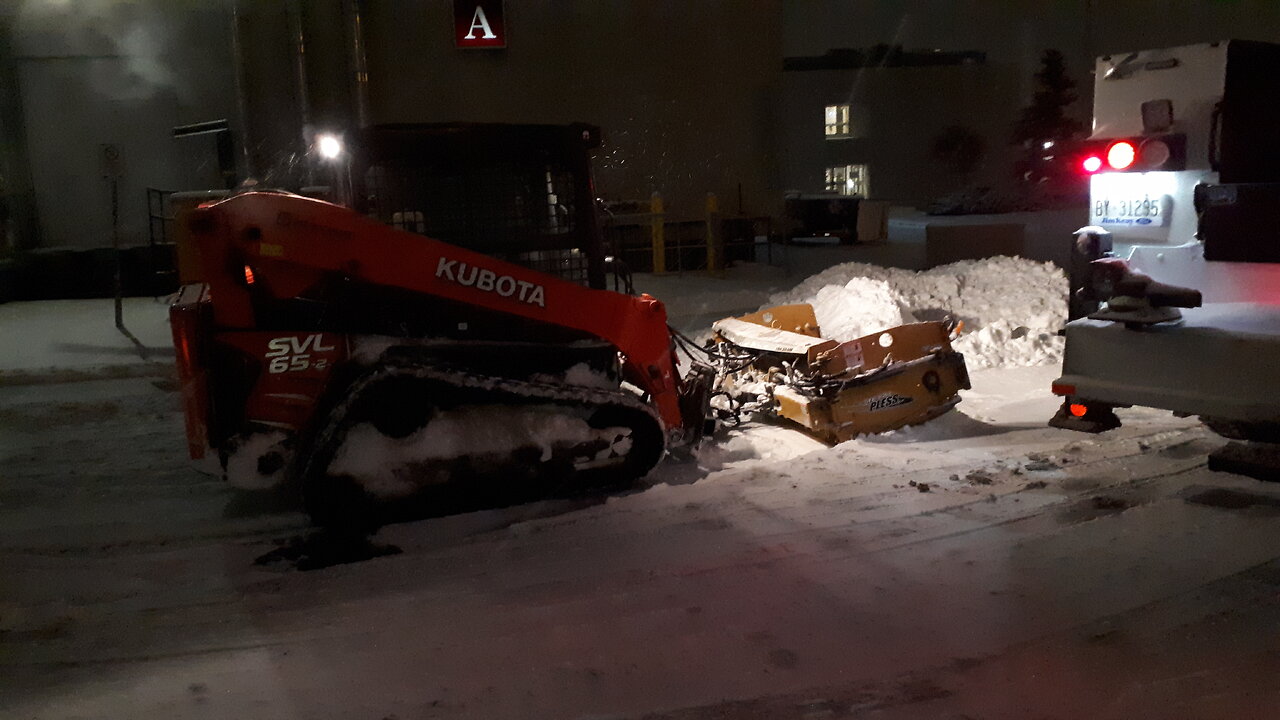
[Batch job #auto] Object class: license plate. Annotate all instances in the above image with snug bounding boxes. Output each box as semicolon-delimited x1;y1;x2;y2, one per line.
1091;193;1171;227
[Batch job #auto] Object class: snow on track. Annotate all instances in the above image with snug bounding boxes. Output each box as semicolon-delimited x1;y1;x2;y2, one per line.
332;405;632;499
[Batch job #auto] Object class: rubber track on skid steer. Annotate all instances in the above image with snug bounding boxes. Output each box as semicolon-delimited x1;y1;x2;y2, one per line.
370;358;666;441
300;356;667;528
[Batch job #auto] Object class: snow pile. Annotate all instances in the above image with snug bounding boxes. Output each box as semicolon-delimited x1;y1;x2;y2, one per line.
952;319;1063;369
766;256;1067;369
806;278;913;342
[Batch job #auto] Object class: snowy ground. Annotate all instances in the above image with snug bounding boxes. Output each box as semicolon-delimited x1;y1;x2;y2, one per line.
4;257;1280;719
0;297;174;381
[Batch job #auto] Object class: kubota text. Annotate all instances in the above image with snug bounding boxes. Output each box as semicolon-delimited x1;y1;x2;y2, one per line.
436;257;546;307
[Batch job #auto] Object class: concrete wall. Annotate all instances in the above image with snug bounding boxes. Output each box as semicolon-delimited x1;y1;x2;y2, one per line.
0;0;785;253
7;0;1280;253
360;0;784;221
3;0;237;250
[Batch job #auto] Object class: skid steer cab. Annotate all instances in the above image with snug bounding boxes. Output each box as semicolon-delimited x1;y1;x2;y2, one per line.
170;123;714;528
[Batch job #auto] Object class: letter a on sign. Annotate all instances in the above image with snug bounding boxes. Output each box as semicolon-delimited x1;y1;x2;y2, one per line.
454;0;505;49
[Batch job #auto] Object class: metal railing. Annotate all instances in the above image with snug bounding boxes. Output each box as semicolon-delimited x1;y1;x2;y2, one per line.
145;187;178;292
602;192;773;274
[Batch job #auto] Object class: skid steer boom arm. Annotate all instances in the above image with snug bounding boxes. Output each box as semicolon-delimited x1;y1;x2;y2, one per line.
185;191;690;439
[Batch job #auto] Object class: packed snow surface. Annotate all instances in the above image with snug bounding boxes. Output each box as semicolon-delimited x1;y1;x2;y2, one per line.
766;255;1068;369
11;274;1280;720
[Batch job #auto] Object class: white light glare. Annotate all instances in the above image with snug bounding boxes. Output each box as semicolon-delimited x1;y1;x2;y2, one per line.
316;134;343;160
1042;140;1055;149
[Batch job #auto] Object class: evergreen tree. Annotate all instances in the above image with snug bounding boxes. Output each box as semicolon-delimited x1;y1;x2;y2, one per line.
1012;49;1087;195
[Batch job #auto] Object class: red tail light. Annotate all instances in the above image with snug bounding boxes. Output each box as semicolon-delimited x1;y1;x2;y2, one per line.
1106;141;1136;170
243;265;256;285
1077;133;1186;174
1069;403;1089;418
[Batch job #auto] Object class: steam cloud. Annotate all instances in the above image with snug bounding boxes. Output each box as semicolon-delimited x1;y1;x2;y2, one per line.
13;0;191;103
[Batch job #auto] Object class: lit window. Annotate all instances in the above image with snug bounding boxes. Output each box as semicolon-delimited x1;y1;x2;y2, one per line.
824;164;869;197
824;104;851;138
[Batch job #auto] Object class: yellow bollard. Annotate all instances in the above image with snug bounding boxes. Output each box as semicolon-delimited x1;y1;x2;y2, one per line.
705;192;721;272
650;191;665;274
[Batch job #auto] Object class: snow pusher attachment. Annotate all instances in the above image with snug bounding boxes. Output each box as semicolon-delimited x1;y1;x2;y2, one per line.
709;304;970;443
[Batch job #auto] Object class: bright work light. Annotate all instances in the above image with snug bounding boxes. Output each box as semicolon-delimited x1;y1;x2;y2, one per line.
316;134;343;160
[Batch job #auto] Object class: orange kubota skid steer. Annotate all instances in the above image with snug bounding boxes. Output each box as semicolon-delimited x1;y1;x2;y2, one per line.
171;124;714;528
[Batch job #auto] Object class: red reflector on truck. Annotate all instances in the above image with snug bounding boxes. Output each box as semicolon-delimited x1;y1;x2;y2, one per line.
1051;383;1075;396
1070;403;1088;417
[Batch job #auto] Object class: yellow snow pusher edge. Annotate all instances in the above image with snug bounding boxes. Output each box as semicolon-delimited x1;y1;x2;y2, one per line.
710;304;971;443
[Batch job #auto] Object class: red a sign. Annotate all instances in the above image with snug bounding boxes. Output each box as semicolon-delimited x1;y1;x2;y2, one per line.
454;1;506;49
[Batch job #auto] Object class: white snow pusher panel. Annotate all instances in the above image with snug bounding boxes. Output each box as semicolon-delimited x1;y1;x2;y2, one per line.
711;317;835;356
